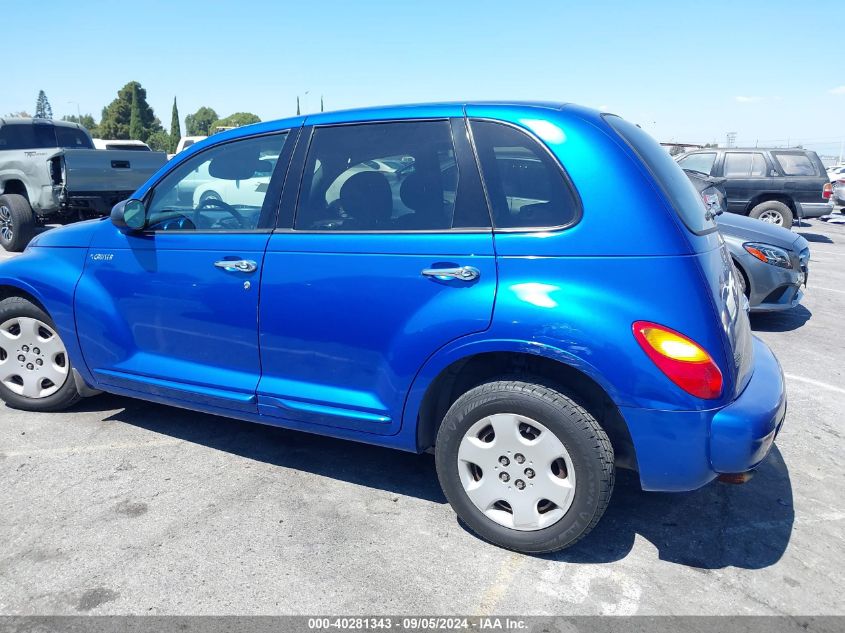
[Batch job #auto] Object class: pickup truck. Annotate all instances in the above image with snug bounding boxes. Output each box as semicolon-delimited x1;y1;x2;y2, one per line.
676;147;834;227
0;118;167;251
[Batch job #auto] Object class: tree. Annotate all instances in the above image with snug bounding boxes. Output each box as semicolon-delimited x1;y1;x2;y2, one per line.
128;84;144;141
209;112;261;134
62;114;98;136
185;106;218;136
5;111;31;118
320;95;324;113
169;97;181;154
34;91;53;119
147;130;171;152
98;81;162;141
296;97;300;116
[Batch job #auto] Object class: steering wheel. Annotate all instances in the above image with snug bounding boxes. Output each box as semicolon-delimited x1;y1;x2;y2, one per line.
197;197;247;229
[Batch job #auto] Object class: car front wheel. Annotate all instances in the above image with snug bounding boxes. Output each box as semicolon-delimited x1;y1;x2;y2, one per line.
0;296;82;411
435;378;615;553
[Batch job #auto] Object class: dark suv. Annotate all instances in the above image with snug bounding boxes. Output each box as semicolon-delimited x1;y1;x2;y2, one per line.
676;148;834;226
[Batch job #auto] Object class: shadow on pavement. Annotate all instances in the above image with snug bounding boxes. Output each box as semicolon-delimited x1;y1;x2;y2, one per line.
750;305;812;332
74;394;447;504
797;232;834;244
552;445;793;570
75;394;793;570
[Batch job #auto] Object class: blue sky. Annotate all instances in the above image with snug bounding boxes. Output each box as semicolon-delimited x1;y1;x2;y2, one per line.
5;0;843;156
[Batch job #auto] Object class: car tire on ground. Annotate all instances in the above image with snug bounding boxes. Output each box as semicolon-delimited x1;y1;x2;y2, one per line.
0;296;82;412
435;378;615;554
0;194;36;253
748;200;793;227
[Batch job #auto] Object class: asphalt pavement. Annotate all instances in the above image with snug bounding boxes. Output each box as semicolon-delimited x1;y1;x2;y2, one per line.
0;216;843;615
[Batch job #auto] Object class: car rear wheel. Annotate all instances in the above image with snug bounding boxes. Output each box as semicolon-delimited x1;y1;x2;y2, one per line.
0;194;36;253
435;378;615;553
749;200;793;227
0;297;81;412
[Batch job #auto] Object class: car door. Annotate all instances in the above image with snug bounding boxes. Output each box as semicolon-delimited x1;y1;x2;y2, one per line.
75;130;295;413
719;151;772;213
771;151;824;208
256;116;496;435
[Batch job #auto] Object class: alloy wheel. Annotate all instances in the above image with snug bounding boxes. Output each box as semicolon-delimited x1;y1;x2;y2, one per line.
0;317;69;398
457;413;577;531
758;209;784;225
0;205;13;242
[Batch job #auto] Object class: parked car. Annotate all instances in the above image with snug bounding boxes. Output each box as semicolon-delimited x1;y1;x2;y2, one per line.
167;135;207;160
92;139;152;151
0;118;167;251
833;179;845;206
826;164;845;182
676;147;834;227
0;103;786;553
684;169;810;311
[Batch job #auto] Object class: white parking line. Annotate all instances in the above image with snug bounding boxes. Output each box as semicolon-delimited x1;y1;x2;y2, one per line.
784;374;845;396
811;286;845;295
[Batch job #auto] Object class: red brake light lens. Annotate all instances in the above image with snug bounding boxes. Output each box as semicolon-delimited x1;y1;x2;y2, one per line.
823;183;832;200
632;321;723;399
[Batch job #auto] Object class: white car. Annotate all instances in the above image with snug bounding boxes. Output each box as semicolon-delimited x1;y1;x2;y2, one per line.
826;164;845;182
92;139;151;151
192;156;277;208
167;136;207;160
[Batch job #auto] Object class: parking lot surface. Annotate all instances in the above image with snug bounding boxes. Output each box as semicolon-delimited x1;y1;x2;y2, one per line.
1;216;843;616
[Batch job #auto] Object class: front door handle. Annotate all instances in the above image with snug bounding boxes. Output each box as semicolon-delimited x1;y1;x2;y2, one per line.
214;259;258;273
421;266;480;282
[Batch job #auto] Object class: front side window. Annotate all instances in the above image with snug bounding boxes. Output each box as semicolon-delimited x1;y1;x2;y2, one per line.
470;120;578;229
773;152;816;176
0;124;58;150
678;152;716;176
295;120;459;231
145;132;287;231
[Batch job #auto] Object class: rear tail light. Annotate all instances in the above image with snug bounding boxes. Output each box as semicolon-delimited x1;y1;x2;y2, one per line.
632;321;723;399
823;182;832;200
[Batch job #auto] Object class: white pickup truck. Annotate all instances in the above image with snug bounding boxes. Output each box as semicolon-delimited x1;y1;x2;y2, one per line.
0;118;167;251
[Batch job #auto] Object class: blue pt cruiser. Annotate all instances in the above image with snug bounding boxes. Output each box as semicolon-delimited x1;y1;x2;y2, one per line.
0;102;786;553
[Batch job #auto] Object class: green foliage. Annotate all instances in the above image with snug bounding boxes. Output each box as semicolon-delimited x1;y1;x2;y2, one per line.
169;97;181;154
296;97;300;116
5;111;31;118
146;130;171;152
209;112;261;134
34;90;53;119
98;81;162;142
62;114;98;136
185;107;218;136
128;84;143;141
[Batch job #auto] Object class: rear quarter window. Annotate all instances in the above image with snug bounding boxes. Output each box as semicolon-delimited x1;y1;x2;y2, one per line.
605;115;714;234
772;152;817;176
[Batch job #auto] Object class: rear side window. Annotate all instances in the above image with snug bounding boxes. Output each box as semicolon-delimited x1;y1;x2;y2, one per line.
55;126;94;149
773;152;816;176
470;120;578;229
605;115;714;234
296;120;460;231
0;123;57;150
677;152;716;176
723;152;767;177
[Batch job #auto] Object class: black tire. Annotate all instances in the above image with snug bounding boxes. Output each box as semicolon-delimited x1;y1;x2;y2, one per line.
0;193;36;253
435;378;614;554
0;296;81;412
748;200;793;227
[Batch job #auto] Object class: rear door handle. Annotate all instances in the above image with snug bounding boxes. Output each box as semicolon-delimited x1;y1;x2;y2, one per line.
421;266;480;282
214;259;257;273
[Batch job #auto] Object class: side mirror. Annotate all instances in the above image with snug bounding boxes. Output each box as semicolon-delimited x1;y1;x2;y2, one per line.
111;199;146;232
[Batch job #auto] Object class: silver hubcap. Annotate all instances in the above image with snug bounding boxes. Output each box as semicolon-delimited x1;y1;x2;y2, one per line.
458;414;576;531
0;317;69;398
758;209;784;225
0;205;12;241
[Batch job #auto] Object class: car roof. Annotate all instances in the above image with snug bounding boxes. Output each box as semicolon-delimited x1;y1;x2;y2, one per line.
0;117;86;131
204;101;569;144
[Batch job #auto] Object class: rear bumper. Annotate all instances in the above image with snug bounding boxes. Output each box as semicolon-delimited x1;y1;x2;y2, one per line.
797;201;834;219
620;337;786;491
